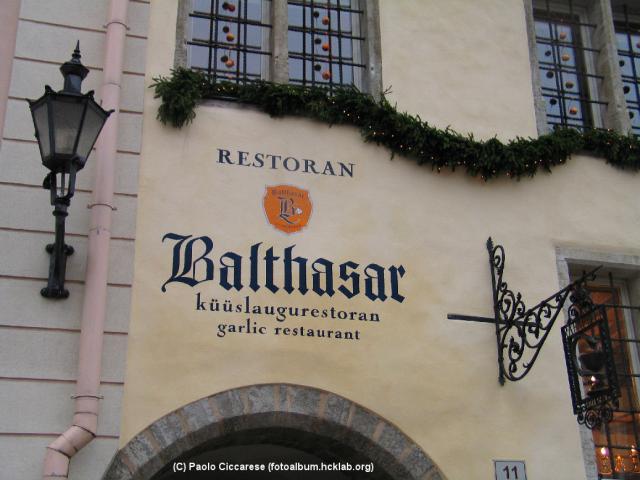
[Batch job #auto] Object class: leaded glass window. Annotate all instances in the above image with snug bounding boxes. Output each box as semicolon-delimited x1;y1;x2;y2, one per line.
534;4;602;130
188;0;272;84
287;0;365;90
614;5;640;135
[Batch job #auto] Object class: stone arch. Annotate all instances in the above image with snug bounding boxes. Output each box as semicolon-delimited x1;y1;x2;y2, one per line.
102;383;447;480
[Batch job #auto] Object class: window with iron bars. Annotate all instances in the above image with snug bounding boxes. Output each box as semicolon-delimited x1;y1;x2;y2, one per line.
187;0;273;84
614;4;640;136
287;0;364;90
179;0;380;94
533;1;603;131
582;276;640;479
527;1;639;135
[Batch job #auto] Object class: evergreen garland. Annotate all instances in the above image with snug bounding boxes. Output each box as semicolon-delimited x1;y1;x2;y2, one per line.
151;68;640;181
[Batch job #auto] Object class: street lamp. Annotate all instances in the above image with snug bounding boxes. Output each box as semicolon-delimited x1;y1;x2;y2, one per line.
28;42;112;298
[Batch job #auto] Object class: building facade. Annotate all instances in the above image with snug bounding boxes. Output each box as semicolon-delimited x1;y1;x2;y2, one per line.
1;1;639;479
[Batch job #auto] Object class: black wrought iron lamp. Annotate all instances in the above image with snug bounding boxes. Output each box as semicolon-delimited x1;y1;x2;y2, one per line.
28;42;112;298
448;238;621;429
562;291;620;429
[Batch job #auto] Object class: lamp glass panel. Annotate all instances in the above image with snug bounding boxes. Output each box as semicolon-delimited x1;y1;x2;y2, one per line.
31;100;51;159
76;101;109;163
51;95;86;156
54;171;69;198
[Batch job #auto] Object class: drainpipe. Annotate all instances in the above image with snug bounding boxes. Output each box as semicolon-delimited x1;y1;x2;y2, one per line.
42;0;128;478
0;0;21;149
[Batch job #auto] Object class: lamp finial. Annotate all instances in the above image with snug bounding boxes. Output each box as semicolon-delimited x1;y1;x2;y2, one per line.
60;41;89;94
72;41;81;62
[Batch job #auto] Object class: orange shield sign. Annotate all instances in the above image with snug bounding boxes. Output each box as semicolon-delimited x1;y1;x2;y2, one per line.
263;185;312;234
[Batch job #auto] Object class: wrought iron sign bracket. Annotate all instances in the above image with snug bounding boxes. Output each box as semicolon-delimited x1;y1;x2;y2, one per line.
448;237;600;386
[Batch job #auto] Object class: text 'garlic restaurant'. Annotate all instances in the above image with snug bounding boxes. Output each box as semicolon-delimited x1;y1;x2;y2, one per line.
2;1;640;479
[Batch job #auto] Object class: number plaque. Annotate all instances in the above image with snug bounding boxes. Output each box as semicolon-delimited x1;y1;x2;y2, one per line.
494;460;526;480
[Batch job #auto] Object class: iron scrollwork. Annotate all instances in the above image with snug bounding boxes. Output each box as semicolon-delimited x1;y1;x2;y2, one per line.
450;238;620;429
487;238;598;384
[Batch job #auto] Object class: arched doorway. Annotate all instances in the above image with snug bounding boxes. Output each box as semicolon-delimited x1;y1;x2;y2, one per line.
102;384;446;480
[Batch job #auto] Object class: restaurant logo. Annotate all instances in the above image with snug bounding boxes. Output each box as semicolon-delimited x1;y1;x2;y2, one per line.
263;185;312;234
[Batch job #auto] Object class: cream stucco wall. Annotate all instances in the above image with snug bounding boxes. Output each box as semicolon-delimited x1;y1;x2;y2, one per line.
119;1;640;479
380;0;538;140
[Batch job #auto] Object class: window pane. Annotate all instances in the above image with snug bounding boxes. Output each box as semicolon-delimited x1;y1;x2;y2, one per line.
340;37;352;59
287;4;303;27
617;31;630;52
340;10;352;32
535;20;551;39
191;16;211;41
245;25;262;48
192;0;212;13
288;57;304;83
189;44;210;70
246;0;263;21
287;30;304;53
619;56;633;77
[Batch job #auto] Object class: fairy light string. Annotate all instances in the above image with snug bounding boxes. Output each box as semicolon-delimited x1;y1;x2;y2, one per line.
151;67;640;181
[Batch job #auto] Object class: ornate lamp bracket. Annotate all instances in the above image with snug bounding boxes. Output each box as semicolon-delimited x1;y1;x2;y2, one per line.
449;237;600;385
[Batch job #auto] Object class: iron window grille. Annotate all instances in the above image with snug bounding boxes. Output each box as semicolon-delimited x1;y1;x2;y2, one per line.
187;0;273;84
287;0;365;91
613;4;640;136
185;0;370;91
582;276;640;479
534;1;604;131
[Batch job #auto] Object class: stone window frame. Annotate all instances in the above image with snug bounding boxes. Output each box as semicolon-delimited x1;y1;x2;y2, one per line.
556;247;640;480
175;0;383;98
524;0;633;135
